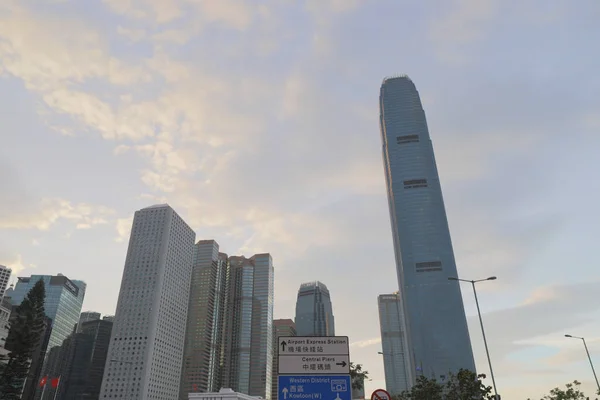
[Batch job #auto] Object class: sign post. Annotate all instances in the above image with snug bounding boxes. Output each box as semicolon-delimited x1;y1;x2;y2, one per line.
278;336;352;400
370;389;391;400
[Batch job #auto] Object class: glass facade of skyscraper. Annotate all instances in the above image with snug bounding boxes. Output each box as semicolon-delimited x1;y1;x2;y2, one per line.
12;274;86;353
295;281;335;337
378;293;410;394
379;76;475;381
222;253;274;400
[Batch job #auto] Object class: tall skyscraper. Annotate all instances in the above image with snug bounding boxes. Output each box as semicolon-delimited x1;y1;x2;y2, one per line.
11;274;86;355
181;240;228;398
77;311;101;332
379;75;475;380
179;242;275;400
40;318;114;399
378;293;410;395
79;319;113;398
294;281;335;336
0;265;11;299
99;204;196;400
271;319;296;400
222;253;274;399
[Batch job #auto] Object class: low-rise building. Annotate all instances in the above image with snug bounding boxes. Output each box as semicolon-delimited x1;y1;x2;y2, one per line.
189;388;263;400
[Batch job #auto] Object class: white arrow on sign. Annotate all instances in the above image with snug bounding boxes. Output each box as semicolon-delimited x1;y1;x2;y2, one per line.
282;387;289;399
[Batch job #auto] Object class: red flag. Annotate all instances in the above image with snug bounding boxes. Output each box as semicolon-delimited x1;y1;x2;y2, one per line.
51;377;60;388
39;376;48;387
192;384;198;391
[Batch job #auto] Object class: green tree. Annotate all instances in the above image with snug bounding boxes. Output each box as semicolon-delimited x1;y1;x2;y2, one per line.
350;362;369;391
0;279;46;399
394;369;493;400
527;380;593;400
396;375;444;400
444;369;494;400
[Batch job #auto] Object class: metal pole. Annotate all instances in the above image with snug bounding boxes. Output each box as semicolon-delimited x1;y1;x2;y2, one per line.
471;281;499;399
52;376;61;400
582;338;600;394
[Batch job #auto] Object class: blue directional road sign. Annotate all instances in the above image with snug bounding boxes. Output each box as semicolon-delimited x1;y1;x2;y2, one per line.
278;375;351;400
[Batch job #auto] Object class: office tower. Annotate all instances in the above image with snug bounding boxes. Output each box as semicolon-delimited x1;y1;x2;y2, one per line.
77;311;101;332
180;240;228;398
294;281;335;336
271;319;296;400
11;274;86;356
379;76;476;380
378;293;410;394
102;315;115;322
80;319;113;398
39;318;113;399
100;204;196;400
222;253;274;399
0;265;11;299
0;299;11;360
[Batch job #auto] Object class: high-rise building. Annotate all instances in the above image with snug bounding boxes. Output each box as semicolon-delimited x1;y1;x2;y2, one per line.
0;299;11;360
0;265;11;300
179;242;275;400
378;293;410;395
271;319;296;400
222;253;274;399
11;274;86;356
77;311;101;332
294;281;335;336
180;240;228;398
379;75;476;380
102;315;115;322
39;318;114;399
99;204;196;400
80;319;113;398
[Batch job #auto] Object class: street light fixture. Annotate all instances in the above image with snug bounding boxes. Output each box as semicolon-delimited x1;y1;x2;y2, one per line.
448;276;498;399
564;334;600;393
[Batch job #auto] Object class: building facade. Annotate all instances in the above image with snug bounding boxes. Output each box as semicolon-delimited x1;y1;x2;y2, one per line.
99;204;196;400
38;318;113;399
378;293;410;395
0;265;11;300
294;281;335;337
181;240;229;398
222;254;274;399
80;319;113;398
188;387;262;400
0;299;11;360
11;274;86;356
77;311;101;332
379;75;475;380
271;319;296;400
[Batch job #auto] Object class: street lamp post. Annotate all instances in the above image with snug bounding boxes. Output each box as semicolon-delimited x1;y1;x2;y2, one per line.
448;276;498;399
110;359;134;398
564;334;600;394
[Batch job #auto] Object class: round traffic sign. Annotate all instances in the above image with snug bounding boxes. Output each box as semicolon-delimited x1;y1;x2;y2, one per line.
371;389;391;400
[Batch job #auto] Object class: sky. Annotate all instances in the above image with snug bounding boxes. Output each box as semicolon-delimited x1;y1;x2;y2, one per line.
1;0;600;398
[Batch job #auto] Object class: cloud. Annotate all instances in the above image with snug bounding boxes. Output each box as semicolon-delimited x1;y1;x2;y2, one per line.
351;337;382;349
0;254;36;275
429;0;499;64
0;5;146;90
115;217;133;243
0;198;114;231
116;26;146;42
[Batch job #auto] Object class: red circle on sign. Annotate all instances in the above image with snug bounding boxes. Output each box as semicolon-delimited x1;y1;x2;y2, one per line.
371;389;391;400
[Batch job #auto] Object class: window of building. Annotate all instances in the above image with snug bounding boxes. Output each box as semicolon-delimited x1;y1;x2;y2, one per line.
403;179;428;189
396;134;419;144
415;261;442;272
